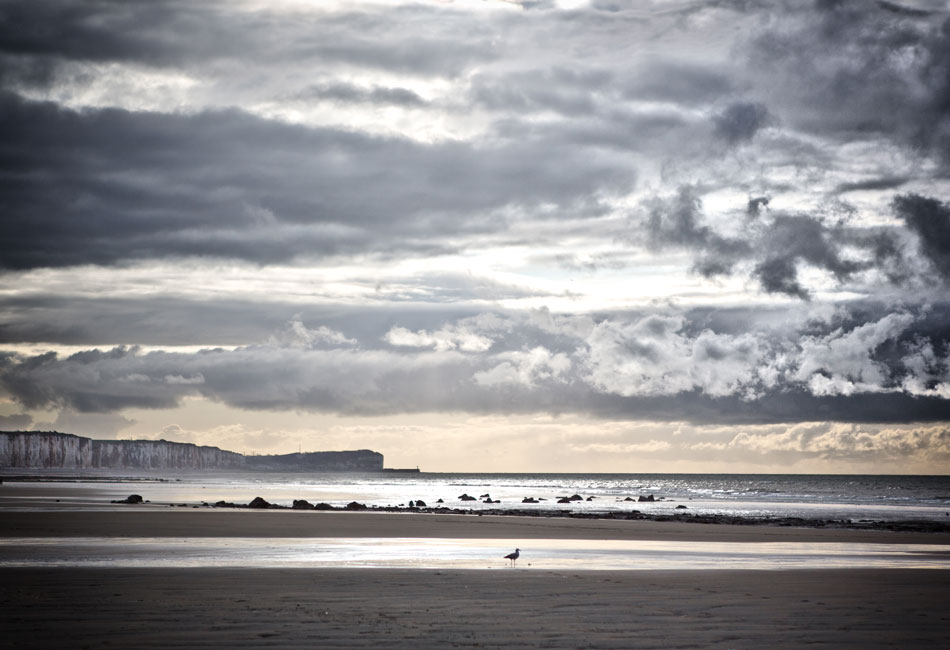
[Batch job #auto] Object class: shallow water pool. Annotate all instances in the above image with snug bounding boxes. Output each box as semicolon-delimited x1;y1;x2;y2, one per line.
2;536;948;570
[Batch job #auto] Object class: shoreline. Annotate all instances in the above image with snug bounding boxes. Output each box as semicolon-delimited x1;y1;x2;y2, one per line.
234;501;950;535
4;508;950;545
6;491;950;536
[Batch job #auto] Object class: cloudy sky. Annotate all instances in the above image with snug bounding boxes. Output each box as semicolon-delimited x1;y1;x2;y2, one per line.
1;0;949;473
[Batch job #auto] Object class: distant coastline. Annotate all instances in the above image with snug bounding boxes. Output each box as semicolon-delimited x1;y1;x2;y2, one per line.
0;430;393;472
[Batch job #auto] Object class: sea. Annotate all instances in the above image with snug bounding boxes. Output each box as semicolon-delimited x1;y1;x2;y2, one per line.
4;470;950;523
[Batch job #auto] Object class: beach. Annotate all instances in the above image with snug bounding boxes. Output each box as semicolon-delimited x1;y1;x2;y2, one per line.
4;566;949;649
2;507;949;649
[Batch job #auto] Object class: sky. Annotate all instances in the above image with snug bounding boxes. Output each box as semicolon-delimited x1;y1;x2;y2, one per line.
1;0;950;473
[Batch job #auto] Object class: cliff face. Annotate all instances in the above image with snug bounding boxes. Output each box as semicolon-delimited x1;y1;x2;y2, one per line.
0;431;384;472
89;439;245;470
245;450;383;472
0;432;93;469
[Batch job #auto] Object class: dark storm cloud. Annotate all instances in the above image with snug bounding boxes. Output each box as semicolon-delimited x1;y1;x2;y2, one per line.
754;257;807;299
0;92;634;269
855;228;915;285
465;61;725;165
744;1;950;168
620;60;734;105
747;196;770;216
876;1;938;18
892;193;950;281
466;56;735;154
0;295;288;347
0;287;564;350
835;176;910;194
582;390;950;425
293;82;427;107
6;0;943;279
713;102;772;144
631;186;930;298
640;186;752;277
0;0;497;84
0;0;203;70
752;215;866;298
0;302;947;423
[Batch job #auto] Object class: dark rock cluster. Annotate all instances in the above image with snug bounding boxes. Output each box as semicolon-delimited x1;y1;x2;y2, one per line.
110;494;143;504
110;492;950;535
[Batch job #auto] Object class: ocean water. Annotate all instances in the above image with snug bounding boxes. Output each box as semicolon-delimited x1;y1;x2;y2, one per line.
5;471;950;523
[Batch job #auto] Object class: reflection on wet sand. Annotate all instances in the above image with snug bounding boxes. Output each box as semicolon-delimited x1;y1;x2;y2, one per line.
2;536;948;570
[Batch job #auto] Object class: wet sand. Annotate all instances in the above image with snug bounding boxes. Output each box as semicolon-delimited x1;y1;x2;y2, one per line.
4;508;950;544
2;567;949;649
2;508;949;648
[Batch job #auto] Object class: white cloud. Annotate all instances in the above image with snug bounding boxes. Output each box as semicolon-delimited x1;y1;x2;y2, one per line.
151;423;198;444
472;361;522;387
270;319;358;348
164;374;205;385
900;337;950;398
2;304;947;427
474;346;571;387
793;312;915;396
384;324;493;352
292;321;357;347
580;315;770;398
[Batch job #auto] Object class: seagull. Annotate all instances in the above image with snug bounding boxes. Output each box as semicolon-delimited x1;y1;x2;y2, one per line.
504;548;521;567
